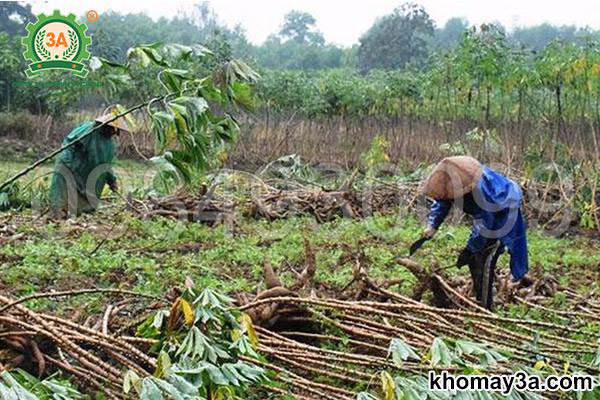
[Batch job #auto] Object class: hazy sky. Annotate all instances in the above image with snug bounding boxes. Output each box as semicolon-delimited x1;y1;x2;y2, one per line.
31;0;600;46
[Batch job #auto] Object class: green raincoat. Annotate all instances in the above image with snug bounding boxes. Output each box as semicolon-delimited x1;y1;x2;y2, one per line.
49;121;117;216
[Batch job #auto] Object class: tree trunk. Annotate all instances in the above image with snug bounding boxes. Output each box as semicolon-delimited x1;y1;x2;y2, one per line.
485;86;491;128
555;84;563;136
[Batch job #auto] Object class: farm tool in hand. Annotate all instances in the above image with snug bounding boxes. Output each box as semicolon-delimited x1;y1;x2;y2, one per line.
411;235;500;310
408;237;431;256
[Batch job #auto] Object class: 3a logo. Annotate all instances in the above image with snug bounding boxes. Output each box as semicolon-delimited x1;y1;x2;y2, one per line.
22;10;92;78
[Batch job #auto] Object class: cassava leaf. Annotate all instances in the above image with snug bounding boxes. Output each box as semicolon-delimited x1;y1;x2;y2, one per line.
179;298;195;327
381;371;395;400
431;337;454;366
389;337;421;365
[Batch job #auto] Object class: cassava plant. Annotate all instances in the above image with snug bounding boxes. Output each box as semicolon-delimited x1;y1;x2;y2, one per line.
127;287;268;399
358;336;600;400
0;369;88;399
91;42;260;184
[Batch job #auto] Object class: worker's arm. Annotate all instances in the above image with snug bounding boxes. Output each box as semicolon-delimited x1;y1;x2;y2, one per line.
424;199;452;237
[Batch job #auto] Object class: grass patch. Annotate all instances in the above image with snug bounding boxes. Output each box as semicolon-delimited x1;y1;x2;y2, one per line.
1;204;598;319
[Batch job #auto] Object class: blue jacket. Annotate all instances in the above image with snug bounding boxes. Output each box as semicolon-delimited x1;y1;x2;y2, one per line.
427;166;528;280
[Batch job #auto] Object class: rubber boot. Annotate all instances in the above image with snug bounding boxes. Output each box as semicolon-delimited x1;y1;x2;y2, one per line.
467;257;484;304
468;242;500;310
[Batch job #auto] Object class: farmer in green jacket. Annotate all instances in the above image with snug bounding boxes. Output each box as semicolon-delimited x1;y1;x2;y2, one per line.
49;114;129;218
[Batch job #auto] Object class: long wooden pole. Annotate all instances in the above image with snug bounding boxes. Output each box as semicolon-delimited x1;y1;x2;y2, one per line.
0;96;165;192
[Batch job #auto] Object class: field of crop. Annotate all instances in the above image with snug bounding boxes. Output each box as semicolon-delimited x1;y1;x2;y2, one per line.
2;155;600;399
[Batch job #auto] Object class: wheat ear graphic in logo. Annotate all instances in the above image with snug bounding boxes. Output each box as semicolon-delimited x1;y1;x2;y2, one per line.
22;10;92;78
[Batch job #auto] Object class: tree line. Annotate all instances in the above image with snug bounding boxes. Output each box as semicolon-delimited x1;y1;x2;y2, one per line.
2;1;600;73
1;0;600;146
87;3;600;71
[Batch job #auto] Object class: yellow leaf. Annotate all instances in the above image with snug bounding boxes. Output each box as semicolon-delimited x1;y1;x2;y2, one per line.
217;149;228;165
112;104;137;132
240;312;259;348
179;298;195;327
231;329;242;342
215;387;233;400
534;360;545;370
381;371;395;400
165;123;177;146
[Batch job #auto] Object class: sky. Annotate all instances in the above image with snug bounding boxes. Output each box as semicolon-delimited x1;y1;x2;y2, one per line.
30;0;600;46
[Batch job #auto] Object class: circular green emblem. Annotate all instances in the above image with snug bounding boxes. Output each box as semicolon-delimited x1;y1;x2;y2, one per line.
22;10;92;77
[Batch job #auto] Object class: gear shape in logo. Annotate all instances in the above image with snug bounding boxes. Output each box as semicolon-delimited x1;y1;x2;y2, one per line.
22;10;92;77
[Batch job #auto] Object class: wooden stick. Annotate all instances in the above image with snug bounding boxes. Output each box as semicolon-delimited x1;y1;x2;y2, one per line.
0;95;167;192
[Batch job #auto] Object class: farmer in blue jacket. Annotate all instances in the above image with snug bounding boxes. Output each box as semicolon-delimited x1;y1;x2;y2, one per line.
421;156;528;310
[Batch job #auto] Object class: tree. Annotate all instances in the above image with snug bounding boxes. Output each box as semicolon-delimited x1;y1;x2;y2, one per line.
511;23;582;51
0;2;35;36
357;3;434;71
433;17;468;49
87;5;252;62
0;32;21;111
279;10;324;45
229;24;254;59
454;24;510;126
252;10;340;70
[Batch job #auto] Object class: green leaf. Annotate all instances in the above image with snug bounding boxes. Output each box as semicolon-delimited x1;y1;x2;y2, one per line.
164;69;189;79
0;371;38;400
0;192;10;208
154;351;172;378
357;393;379;400
141;46;166;66
431;337;454;366
221;364;242;387
98;56;127;69
161;43;212;60
233;361;266;383
163;373;202;396
150;377;186;400
123;369;142;395
140;378;164;400
163;152;192;183
389;338;421;366
160;70;188;92
454;340;507;367
170;96;209;117
126;47;151;67
151;112;176;152
592;345;600;366
204;364;228;385
171;110;189;138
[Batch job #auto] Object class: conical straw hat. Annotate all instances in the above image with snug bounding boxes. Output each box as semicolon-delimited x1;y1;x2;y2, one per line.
420;156;482;200
95;113;131;133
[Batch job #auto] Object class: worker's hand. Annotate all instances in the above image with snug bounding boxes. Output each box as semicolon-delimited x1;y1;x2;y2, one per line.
423;226;437;239
108;180;118;193
456;247;473;268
